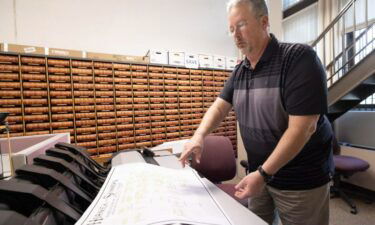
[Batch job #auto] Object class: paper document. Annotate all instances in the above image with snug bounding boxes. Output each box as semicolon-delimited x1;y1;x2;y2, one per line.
76;163;232;225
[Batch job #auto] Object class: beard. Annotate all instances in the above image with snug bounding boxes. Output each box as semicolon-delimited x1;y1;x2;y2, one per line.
238;43;252;55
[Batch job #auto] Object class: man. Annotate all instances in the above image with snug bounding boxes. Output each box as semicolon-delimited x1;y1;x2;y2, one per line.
179;0;333;225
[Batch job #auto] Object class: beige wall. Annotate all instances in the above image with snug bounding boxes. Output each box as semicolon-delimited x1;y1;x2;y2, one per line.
0;0;237;57
268;0;283;39
336;111;375;148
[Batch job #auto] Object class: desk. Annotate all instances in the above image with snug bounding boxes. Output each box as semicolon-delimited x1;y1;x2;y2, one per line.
112;151;266;225
0;133;70;178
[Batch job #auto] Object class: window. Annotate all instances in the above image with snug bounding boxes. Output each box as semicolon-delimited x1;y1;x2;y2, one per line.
354;26;374;64
337;0;374;85
360;94;375;105
282;3;318;44
283;0;302;10
340;0;375;32
357;93;375;111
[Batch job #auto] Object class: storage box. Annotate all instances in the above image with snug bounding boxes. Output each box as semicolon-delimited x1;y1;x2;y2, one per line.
168;51;185;66
87;52;116;61
213;55;226;69
198;54;213;68
149;50;168;65
0;43;45;55
185;53;199;69
226;57;239;70
48;47;84;58
113;54;149;64
87;52;149;64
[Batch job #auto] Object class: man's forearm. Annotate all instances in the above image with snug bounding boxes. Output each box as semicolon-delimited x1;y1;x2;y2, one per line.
193;99;231;140
262;128;312;174
262;115;319;175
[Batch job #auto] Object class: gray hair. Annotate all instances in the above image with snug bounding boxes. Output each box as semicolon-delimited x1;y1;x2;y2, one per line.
227;0;268;18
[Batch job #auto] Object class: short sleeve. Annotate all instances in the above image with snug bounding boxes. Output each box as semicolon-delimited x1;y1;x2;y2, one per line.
284;47;328;115
218;70;236;105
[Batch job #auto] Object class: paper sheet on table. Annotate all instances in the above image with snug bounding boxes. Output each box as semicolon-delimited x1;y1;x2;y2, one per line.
75;163;232;225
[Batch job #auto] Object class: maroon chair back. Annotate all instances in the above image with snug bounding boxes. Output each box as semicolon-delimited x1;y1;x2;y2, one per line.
191;136;236;183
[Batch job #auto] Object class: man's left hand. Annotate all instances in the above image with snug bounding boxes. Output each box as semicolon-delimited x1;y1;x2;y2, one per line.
234;171;265;199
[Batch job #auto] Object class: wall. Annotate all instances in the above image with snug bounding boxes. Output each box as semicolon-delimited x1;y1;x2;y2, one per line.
335;111;375;191
0;0;237;57
268;0;283;39
336;111;375;148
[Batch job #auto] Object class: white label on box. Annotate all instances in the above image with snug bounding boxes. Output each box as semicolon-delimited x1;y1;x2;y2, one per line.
185;54;199;69
24;47;36;53
45;47;49;55
83;51;87;58
4;43;8;52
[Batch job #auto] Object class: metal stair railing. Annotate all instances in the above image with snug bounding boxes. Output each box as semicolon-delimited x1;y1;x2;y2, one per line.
311;0;374;89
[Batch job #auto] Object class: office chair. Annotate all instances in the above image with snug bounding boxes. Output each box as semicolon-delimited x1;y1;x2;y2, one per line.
331;136;370;214
190;135;248;207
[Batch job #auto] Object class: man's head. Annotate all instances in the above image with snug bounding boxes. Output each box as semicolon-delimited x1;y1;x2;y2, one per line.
227;0;270;56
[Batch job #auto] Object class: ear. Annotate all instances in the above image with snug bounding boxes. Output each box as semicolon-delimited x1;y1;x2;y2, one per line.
260;15;269;30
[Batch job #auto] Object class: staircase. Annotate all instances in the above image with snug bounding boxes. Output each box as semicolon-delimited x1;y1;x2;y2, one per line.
311;0;375;121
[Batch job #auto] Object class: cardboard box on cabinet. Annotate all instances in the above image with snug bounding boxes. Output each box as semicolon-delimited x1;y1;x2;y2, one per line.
198;54;213;69
185;53;199;69
213;55;226;69
226;57;238;70
87;52;149;64
149;50;168;65
168;51;185;67
0;43;45;55
87;52;117;61
113;54;149;64
48;47;84;58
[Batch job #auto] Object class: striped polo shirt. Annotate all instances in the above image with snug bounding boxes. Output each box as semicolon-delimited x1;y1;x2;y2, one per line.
220;34;333;190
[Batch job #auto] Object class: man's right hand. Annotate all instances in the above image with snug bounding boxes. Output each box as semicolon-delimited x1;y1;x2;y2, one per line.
178;136;204;167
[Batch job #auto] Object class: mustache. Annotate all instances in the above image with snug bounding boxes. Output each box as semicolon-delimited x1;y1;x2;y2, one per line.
235;37;244;44
236;40;246;46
